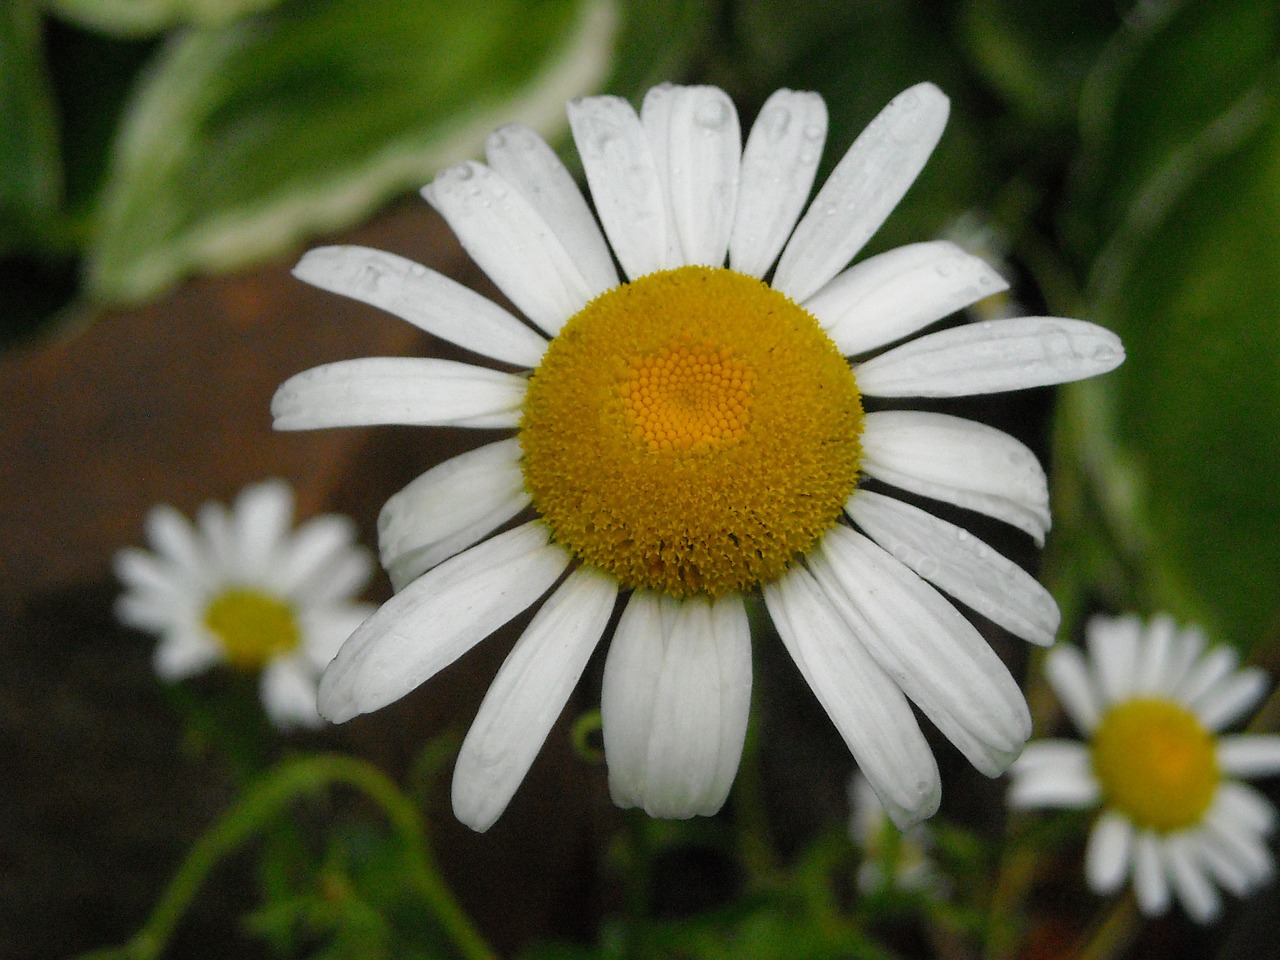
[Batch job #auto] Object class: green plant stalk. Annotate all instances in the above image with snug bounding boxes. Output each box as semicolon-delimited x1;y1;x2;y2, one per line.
77;753;495;960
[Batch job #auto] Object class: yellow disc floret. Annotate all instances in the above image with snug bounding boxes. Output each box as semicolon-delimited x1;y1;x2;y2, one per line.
1091;698;1220;833
203;588;301;670
519;266;863;597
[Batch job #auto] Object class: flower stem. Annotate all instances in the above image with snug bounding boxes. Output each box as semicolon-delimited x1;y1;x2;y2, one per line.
1076;897;1141;960
75;753;495;960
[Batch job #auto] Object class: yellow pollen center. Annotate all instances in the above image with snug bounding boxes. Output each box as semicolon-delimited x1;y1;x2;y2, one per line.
622;342;754;451
519;266;863;598
203;588;301;670
1090;698;1219;833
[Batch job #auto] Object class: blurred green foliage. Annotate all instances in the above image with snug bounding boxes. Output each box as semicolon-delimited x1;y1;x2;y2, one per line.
1059;0;1280;653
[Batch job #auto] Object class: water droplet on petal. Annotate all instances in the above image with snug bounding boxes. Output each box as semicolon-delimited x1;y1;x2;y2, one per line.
696;96;729;129
1038;322;1076;371
356;262;386;295
762;105;791;142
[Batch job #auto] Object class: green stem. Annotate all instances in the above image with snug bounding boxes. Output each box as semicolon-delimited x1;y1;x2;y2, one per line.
1076;897;1141;960
76;753;495;960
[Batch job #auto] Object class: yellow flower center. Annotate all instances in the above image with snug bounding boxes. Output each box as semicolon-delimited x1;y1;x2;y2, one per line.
1090;698;1219;833
203;588;301;670
519;266;863;597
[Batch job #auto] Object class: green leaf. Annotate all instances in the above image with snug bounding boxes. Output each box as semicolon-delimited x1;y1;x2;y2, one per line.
1069;0;1280;256
602;0;716;98
1;0;63;253
1057;0;1280;652
86;0;617;304
1065;90;1280;652
958;0;1120;129
44;0;285;36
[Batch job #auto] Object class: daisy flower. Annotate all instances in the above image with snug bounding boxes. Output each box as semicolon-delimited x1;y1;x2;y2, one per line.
1008;614;1280;923
115;480;376;730
272;82;1124;832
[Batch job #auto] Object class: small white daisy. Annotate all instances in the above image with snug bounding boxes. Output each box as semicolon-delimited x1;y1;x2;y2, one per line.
1009;614;1280;923
115;480;376;730
272;82;1124;832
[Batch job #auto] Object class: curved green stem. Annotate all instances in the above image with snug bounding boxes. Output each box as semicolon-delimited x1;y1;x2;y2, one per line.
76;753;495;960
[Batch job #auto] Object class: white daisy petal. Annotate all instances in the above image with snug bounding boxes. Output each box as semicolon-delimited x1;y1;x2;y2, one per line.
1195;827;1263;895
774;83;950;303
637;83;684;266
1173;644;1239;706
1203;814;1275;885
271;515;360;595
1085;811;1134;894
1007;742;1098;808
114;548;189;609
1166;831;1223;924
1213;781;1278;834
805;242;1007;357
764;566;941;828
1132;615;1177;695
729;89;826;278
599;591;663;808
260;658;323;730
271;358;526;431
298;604;374;670
485;124;619;296
568;94;667;279
813;527;1031;777
231;479;294;577
116;592;179;631
153;630;221;681
144;504;209;582
859;410;1050;544
847;489;1059;646
644;84;740;268
602;591;752;818
317;521;570;723
1007;768;1098;809
1010;739;1091;774
195;501;235;570
423;161;592;335
452;567;617;832
274;516;373;605
1159;618;1207;695
296;552;373;612
293;246;549;368
854;317;1125;398
1045;644;1103;733
1192;667;1269;731
378;439;530;590
1086;613;1143;704
1218;735;1280;778
1132;831;1173;915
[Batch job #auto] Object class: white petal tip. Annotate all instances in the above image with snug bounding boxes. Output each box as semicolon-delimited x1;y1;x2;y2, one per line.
316;671;361;724
291;245;346;285
451;785;502;834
